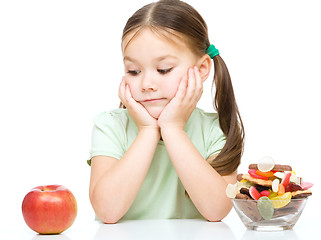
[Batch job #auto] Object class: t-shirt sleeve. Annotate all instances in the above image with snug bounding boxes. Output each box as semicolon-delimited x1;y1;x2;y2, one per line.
87;111;126;166
206;117;227;159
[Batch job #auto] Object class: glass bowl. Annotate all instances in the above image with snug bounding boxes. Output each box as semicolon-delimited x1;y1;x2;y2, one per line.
232;198;308;231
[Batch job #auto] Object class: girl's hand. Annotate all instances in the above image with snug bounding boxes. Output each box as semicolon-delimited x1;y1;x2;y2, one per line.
158;66;203;131
118;77;159;132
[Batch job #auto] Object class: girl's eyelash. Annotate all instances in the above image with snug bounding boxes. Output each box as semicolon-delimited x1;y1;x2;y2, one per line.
127;70;141;76
158;68;173;75
127;68;173;76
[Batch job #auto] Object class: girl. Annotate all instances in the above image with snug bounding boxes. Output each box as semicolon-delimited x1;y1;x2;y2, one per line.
88;0;244;223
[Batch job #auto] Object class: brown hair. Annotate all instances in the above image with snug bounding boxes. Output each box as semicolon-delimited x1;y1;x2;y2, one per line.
121;0;244;175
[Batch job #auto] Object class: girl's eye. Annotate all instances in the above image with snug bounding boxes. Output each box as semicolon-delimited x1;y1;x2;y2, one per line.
158;68;173;75
127;70;141;76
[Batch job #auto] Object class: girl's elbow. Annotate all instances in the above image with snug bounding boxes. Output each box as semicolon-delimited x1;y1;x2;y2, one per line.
90;194;124;224
204;212;224;222
100;214;121;224
206;216;224;222
204;206;232;222
93;205;123;224
92;201;123;224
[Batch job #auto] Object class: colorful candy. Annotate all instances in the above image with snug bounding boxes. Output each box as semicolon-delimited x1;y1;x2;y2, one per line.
270;192;292;209
278;184;285;195
272;179;280;192
248;169;268;180
274;171;284;179
281;172;292;188
227;158;313;221
257;156;275;172
290;174;301;185
256;170;275;178
225;183;238;198
249;186;261;200
268;190;278;199
285;182;302;192
260;190;270;197
300;182;314;190
257;196;274;220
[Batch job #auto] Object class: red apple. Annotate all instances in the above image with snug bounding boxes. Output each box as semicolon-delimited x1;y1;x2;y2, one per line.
22;185;77;234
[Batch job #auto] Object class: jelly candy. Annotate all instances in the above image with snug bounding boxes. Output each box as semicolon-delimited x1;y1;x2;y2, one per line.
285;182;302;192
257;196;274;220
270;192;292;208
258;156;275;172
256;170;275;178
248;169;268;180
290;173;301;185
268;190;278;199
272;178;280;192
236;181;252;190
260;190;270;197
226;183;238;198
300;182;314;190
291;176;301;185
249;186;261;200
274;172;284;179
281;172;291;188
278;184;285;195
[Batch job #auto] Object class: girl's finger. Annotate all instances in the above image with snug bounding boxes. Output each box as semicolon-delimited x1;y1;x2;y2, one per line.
118;77;126;104
175;75;188;101
193;66;203;101
186;67;197;100
124;84;131;101
124;84;137;107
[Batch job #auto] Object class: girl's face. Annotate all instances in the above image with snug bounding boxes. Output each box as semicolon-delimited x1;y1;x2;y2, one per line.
122;28;199;119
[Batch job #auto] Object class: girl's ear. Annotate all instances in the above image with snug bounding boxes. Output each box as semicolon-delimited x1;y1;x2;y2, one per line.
197;54;212;82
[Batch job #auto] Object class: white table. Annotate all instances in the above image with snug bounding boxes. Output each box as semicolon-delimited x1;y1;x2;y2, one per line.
1;209;318;240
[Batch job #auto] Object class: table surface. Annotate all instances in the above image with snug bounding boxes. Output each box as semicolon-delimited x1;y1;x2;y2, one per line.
1;208;319;240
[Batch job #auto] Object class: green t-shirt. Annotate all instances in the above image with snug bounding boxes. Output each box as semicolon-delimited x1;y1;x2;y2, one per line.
88;107;226;220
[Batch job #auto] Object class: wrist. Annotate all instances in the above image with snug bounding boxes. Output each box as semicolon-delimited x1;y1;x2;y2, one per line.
160;126;185;139
138;127;161;140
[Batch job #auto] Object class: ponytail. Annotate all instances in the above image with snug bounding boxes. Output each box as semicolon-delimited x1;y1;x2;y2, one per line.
210;55;244;175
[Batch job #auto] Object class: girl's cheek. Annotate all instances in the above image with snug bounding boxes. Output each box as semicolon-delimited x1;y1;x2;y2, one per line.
166;76;183;97
125;76;137;88
124;75;134;84
124;81;136;98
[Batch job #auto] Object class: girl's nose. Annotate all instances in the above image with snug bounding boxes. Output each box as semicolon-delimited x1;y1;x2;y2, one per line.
141;73;158;92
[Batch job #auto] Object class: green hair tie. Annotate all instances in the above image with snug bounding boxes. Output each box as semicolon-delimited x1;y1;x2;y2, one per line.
207;44;219;59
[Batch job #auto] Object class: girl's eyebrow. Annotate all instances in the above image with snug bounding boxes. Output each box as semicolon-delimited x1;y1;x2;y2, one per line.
154;55;178;62
123;56;137;63
123;54;178;63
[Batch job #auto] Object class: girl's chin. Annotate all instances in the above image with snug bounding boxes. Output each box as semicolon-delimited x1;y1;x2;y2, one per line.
145;107;163;119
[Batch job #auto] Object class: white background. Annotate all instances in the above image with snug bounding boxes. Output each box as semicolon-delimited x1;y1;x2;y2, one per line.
0;0;320;232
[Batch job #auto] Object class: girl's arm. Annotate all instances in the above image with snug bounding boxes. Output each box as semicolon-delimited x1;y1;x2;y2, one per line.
89;128;160;224
160;128;236;221
89;78;160;224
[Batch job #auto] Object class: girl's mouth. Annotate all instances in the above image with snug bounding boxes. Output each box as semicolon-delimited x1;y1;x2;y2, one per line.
142;98;165;103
